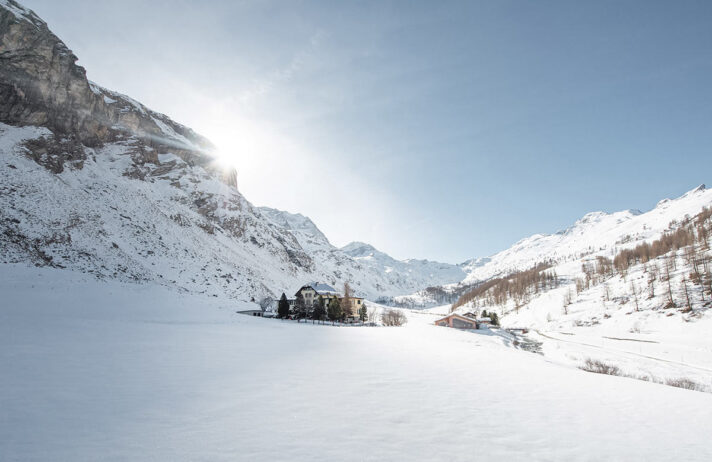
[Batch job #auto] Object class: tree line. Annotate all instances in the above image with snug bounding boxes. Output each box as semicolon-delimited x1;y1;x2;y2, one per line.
570;206;712;313
452;262;558;312
453;205;712;317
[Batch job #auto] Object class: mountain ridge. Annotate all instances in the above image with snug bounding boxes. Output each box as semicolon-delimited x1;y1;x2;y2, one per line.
0;0;468;301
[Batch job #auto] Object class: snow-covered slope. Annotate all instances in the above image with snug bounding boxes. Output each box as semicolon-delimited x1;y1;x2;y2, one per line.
441;185;712;385
257;208;468;296
258;207;330;252
0;1;468;301
463;185;712;284
397;186;712;311
3;263;712;461
341;241;466;288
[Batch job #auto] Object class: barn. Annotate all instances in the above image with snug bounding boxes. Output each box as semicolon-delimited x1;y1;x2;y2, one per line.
434;313;481;329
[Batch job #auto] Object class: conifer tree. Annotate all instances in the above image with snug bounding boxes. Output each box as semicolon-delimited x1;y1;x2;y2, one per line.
312;295;326;323
327;297;342;324
358;302;368;322
294;292;307;321
277;293;290;319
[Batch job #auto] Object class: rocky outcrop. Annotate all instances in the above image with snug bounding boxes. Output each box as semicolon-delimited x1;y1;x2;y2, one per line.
0;1;467;301
0;0;236;186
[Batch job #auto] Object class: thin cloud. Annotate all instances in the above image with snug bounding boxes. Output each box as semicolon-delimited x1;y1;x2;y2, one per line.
239;30;327;106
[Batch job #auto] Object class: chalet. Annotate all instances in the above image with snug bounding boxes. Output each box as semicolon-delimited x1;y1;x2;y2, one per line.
295;282;341;307
434;313;489;330
294;282;365;319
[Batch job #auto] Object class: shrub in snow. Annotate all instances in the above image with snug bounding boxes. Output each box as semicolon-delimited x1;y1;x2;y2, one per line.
381;309;407;326
665;378;701;391
579;358;621;376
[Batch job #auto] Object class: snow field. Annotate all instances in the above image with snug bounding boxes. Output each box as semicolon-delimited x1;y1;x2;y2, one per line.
2;264;711;461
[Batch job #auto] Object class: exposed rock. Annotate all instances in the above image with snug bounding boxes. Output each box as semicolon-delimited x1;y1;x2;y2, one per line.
0;1;467;302
21;133;84;173
0;0;237;187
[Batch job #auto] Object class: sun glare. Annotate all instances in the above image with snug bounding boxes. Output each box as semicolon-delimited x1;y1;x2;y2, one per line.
201;119;272;173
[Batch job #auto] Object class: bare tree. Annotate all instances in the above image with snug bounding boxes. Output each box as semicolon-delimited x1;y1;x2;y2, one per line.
682;276;693;313
704;269;712;299
381;309;407;326
664;256;675;308
562;288;573;315
341;282;354;320
647;265;658;299
630;281;640;312
367;304;379;324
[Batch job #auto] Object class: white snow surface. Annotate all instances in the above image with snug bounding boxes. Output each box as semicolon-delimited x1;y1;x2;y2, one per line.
462;184;712;284
1;264;711;461
442;185;712;387
0;123;464;301
258;208;468;295
398;184;712;308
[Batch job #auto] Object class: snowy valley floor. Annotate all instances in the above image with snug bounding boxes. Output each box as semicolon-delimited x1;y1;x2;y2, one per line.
2;265;712;461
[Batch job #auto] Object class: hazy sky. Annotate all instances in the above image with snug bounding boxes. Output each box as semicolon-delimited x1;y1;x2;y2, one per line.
22;0;712;262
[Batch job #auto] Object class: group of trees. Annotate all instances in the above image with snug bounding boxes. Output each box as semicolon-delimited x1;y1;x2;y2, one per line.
452;262;558;312
479;310;500;326
452;206;712;320
567;207;712;313
613;227;697;275
276;282;369;324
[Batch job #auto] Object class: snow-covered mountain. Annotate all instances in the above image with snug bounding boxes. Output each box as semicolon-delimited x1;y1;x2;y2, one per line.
0;0;467;301
257;207;331;252
429;185;712;387
462;184;712;286
341;241;466;286
396;185;712;309
257;208;468;295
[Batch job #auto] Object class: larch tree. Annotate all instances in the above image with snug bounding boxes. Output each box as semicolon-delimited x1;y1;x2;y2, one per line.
664;256;675;308
631;281;640;312
682;276;693;313
341;282;354;320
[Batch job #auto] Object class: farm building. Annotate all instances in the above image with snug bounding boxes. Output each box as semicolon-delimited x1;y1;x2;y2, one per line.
434;313;489;330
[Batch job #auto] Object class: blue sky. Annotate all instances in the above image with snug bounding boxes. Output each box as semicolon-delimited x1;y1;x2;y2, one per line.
23;0;712;262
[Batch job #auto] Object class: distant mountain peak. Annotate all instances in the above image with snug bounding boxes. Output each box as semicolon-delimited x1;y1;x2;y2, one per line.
457;184;712;287
258;207;330;248
341;241;378;256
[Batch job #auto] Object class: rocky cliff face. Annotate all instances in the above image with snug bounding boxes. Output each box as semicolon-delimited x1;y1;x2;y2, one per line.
0;0;234;185
0;0;469;302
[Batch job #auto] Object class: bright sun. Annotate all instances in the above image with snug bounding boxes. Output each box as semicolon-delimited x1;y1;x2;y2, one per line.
200;118;274;173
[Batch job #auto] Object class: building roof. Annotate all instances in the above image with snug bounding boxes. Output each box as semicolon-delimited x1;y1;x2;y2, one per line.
434;313;478;323
295;282;339;296
294;282;365;299
311;282;339;294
